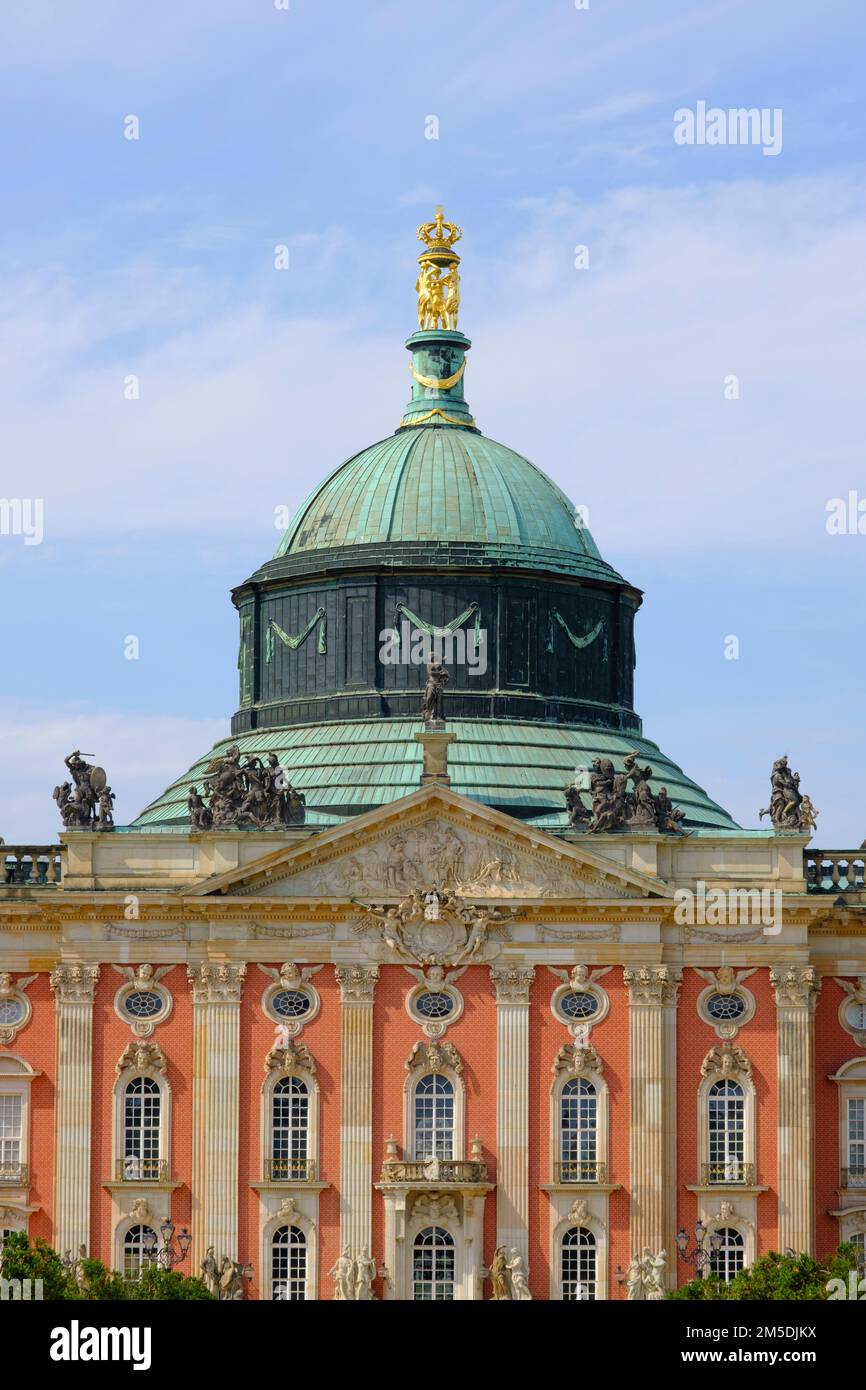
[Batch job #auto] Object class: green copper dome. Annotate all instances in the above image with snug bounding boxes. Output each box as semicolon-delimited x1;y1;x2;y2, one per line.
272;425;622;585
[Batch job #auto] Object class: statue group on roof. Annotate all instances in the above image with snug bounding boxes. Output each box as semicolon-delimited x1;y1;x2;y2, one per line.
53;750;115;831
759;755;818;832
565;754;685;835
189;747;306;830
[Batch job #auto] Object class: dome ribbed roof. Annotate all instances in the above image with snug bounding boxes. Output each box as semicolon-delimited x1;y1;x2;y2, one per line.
271;427;624;584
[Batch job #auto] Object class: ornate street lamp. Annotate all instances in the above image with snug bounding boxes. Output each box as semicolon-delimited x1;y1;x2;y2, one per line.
675;1221;723;1272
143;1220;192;1270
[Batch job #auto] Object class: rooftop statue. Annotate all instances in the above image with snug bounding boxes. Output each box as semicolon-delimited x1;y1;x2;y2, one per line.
564;756;686;834
53;750;114;831
200;747;305;830
759;755;817;832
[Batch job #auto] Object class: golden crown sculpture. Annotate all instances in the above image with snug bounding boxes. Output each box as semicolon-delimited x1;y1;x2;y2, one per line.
417;206;462;265
415;207;462;331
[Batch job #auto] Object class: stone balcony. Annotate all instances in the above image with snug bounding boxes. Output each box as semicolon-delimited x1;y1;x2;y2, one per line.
378;1157;490;1186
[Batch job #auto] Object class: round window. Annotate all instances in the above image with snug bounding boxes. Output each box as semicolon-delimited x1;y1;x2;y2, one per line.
0;998;24;1026
559;991;599;1021
123;991;164;1020
845;1001;866;1032
414;991;454;1020
271;989;311;1019
706;993;746;1022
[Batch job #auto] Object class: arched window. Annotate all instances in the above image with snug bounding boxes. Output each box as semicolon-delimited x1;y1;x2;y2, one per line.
709;1227;744;1283
561;1226;596;1300
850;1232;865;1270
412;1226;455;1300
413;1074;454;1161
123;1077;161;1181
123;1224;155;1278
707;1080;744;1183
560;1078;598;1182
271;1077;310;1180
271;1225;306;1300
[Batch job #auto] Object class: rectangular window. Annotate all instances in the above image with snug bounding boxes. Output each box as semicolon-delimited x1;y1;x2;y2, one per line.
0;1096;22;1174
848;1098;865;1184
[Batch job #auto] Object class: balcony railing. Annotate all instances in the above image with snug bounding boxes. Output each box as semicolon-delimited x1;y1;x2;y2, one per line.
701;1162;755;1186
805;851;866;895
554;1160;607;1184
841;1166;866;1189
115;1159;169;1183
0;1162;28;1185
263;1158;317;1182
379;1158;489;1184
2;847;62;888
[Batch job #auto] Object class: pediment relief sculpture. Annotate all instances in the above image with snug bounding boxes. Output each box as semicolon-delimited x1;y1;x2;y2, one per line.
354;889;515;968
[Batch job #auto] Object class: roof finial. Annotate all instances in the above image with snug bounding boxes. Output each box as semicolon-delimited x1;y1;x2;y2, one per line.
415;207;462;331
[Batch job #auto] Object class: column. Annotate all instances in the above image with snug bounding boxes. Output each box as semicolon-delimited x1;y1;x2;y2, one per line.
624;965;681;1275
491;963;535;1263
335;965;379;1259
187;963;246;1263
771;964;819;1255
50;964;100;1256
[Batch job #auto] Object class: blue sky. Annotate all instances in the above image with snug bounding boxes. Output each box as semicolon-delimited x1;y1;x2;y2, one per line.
1;0;865;843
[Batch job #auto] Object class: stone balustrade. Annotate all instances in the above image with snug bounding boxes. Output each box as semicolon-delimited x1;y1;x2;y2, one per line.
1;847;62;887
804;851;866;895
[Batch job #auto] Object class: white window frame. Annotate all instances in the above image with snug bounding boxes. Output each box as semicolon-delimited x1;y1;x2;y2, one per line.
707;1226;746;1283
551;1206;609;1300
411;1224;456;1301
261;1207;317;1301
261;1064;319;1183
829;1058;866;1194
121;1222;157;1278
113;1058;171;1185
404;1063;465;1163
270;1222;308;1301
0;1054;40;1194
697;1051;756;1186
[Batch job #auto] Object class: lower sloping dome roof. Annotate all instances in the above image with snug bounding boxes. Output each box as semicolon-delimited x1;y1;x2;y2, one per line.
131;718;739;832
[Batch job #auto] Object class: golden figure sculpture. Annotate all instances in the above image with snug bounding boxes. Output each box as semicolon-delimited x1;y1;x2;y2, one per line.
415;206;462;331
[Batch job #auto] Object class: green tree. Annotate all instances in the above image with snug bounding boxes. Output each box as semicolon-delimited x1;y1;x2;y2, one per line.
1;1233;214;1301
0;1232;79;1299
669;1244;862;1301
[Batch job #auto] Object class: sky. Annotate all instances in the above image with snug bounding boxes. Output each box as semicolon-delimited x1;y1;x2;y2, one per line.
1;0;864;844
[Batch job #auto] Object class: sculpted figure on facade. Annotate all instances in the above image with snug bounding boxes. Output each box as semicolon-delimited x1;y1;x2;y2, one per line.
759;755;817;832
54;750;113;830
507;1249;532;1300
421;659;449;726
359;889;513;969
329;1246;355;1301
489;1245;510;1300
624;1248;666;1300
354;1247;377;1301
201;746;305;829
565;756;685;834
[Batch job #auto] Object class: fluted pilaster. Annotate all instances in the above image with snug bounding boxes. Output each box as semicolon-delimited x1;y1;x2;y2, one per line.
491;964;535;1263
771;964;819;1255
625;965;681;1276
336;965;379;1257
50;964;99;1255
187;963;246;1262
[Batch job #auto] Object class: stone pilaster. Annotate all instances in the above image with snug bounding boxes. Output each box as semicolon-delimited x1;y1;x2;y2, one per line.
187;963;246;1264
491;964;535;1263
335;965;379;1258
50;964;100;1255
624;965;681;1278
771;964;819;1255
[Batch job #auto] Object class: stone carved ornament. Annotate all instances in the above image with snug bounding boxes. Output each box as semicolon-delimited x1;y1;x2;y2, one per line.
49;964;100;1004
770;964;819;1008
116;1039;167;1076
406;1038;462;1076
264;1028;316;1078
695;966;756;995
489;1246;533;1301
301;819;577;899
0;972;35;1044
624;965;682;1006
700;1041;751;1080
356;889;514;969
552;1039;604;1079
329;1246;377;1301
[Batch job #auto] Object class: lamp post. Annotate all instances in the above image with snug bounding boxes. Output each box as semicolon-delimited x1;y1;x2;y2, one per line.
675;1221;723;1273
143;1219;192;1271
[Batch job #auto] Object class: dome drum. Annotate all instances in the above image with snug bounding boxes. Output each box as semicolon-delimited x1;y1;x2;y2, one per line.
231;570;640;736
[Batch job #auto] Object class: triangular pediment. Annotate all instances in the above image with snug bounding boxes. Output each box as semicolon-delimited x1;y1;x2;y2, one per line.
191;785;670;903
